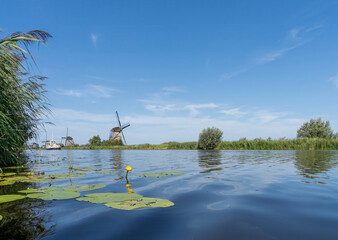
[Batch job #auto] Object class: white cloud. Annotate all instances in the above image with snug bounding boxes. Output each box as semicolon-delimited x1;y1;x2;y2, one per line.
255;44;303;65
54;84;117;98
162;86;186;95
54;89;83;97
41;107;305;145
219;108;246;118
91;33;98;47
287;28;301;41
87;84;117;98
329;74;338;88
145;104;176;112
184;103;218;115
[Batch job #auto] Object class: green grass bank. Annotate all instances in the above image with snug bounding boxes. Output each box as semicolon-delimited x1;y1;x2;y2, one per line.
63;138;338;150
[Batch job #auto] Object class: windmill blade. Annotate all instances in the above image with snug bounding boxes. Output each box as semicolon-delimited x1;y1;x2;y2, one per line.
121;122;130;129
121;130;127;145
116;111;122;128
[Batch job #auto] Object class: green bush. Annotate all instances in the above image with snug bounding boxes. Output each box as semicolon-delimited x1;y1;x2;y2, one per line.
198;127;223;150
297;118;337;139
89;135;101;146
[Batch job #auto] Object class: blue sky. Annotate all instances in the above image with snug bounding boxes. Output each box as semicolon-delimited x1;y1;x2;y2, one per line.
2;0;338;144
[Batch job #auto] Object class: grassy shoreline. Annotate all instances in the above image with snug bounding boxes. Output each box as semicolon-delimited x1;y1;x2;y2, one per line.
58;138;338;150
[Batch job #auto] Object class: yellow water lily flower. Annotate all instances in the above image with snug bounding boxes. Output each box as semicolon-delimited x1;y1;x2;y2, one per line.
126;166;132;171
125;183;131;188
127;188;134;193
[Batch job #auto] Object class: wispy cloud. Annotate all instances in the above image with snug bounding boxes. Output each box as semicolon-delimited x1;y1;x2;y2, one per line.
251;110;290;124
162;86;186;95
145;104;176;113
91;33;98;47
87;84;117;98
184;103;218;116
219;108;246;118
54;84;117;98
54;89;83;97
329;74;338;88
220;24;322;80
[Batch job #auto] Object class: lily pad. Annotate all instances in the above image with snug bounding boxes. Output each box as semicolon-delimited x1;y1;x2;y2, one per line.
27;191;80;200
96;171;119;174
0;194;26;204
63;184;106;192
0;215;2;221
3;165;27;169
105;197;174;210
18;187;63;194
0;173;16;177
73;167;97;171
76;193;143;203
137;172;183;178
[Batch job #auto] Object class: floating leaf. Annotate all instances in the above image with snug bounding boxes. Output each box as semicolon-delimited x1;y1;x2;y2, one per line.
63;184;106;192
96;171;119;174
105;197;174;210
137;172;183;178
73;167;97;171
0;215;2;221
76;193;143;203
3;165;27;169
0;194;26;204
27;191;80;200
0;173;16;177
18;187;62;194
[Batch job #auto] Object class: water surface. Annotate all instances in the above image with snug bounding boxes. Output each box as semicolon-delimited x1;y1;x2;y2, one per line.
1;150;338;239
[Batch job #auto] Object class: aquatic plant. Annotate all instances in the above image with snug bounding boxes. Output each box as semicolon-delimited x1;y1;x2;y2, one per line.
125;166;132;179
0;194;26;203
0;29;52;167
63;183;106;192
76;193;143;203
27;191;80;200
105;197;174;210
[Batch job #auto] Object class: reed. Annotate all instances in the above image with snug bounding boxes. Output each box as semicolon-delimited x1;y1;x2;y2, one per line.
0;30;51;167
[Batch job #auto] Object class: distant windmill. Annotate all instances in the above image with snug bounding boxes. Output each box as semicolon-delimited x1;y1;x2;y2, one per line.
62;128;74;147
110;111;130;145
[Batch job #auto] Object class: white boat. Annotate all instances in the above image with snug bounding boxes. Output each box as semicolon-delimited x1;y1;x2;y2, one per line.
45;133;61;150
45;140;61;150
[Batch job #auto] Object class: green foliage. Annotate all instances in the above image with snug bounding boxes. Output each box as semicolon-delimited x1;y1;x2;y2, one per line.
89;135;101;146
137;172;183;177
0;30;51;167
297;118;337;139
101;139;123;146
198;127;223;150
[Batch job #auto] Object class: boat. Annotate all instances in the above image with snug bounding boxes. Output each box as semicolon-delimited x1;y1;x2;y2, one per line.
45;140;61;150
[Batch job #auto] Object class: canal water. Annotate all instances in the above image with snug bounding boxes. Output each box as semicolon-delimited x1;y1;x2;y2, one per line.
1;150;338;239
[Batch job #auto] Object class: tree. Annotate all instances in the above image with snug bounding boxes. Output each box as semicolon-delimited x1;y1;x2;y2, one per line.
297;118;337;139
198;127;223;150
89;135;101;146
0;30;52;166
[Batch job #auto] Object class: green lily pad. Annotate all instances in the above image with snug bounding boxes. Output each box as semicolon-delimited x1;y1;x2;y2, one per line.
73;167;97;171
137;172;183;178
105;197;174;210
3;165;27;169
76;193;143;203
96;171;119;174
0;194;26;203
0;173;16;177
0;215;2;221
63;184;106;192
27;191;80;200
18;186;62;194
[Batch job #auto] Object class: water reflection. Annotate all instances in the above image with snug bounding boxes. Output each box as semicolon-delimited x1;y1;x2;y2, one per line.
110;150;123;170
0;182;54;239
294;151;338;182
198;150;223;173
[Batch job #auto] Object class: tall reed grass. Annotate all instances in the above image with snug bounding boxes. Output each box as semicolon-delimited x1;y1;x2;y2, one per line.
0;30;51;166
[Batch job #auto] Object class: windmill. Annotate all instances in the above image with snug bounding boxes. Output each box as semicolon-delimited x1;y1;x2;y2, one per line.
110;111;130;145
62;128;74;147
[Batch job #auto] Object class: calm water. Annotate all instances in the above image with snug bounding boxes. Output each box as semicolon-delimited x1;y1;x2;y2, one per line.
1;150;338;240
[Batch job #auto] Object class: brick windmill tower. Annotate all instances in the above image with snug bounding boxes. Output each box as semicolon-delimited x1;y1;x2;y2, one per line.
110;111;130;145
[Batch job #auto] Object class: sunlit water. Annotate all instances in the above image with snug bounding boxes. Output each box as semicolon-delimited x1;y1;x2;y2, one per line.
1;150;338;239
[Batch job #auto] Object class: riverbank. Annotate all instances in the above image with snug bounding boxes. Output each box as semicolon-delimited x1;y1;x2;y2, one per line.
61;138;338;150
